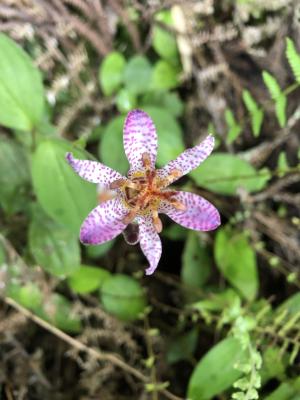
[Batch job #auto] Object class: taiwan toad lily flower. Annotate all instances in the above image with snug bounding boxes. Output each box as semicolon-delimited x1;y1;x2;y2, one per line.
66;110;220;275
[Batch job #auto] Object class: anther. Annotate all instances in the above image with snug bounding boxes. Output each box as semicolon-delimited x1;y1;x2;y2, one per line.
142;152;152;170
122;209;138;225
110;178;126;189
169;199;186;211
152;210;163;233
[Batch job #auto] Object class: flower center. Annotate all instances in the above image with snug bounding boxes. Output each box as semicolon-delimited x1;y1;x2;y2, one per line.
109;153;186;233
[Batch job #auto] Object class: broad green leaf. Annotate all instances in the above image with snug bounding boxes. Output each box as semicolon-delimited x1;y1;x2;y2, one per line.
276;292;300;317
152;10;178;62
116;88;137;113
0;136;30;214
242;90;264;137
43;293;82;333
225;109;242;144
214;226;258;300
163;224;186;240
0;33;44;131
190;153;270;195
99;51;126;96
262;71;286;127
29;209;80;278
265;377;300;400
101;274;146;321
187;337;246;400
261;347;286;384
31;139;97;234
167;328;198;364
191;289;241;313
181;232;211;290
7;282;43;311
142;106;184;166
141;91;184;117
99;116;129;175
123;55;152;95
275;95;287;128
286;38;300;84
86;239;115;259
152;60;179;90
68;265;110;293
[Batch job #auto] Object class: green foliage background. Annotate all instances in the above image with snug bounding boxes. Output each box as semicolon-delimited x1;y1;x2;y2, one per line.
0;3;299;399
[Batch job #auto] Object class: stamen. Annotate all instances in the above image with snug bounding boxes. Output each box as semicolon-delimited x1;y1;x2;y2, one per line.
142;152;152;170
110;178;126;189
122;209;138;225
159;168;182;188
169;199;186;211
98;190;116;204
152;210;163;233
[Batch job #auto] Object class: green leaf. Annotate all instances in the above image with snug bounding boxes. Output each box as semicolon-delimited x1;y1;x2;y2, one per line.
276;292;300;317
116;88;137;113
68;265;111;294
167;328;198;364
191;289;241;313
29;209;80;278
190;153;270;195
152;10;178;62
99;51;126;96
187;337;247;400
141;91;184;117
7;282;43;311
261;347;286;383
123;55;152;95
99;116;129;175
43;293;82;333
0;136;30;214
262;71;286;127
86;239;115;259
181;232;211;290
142;106;184;166
0;33;44;131
152;60;179;90
225;109;242;144
286;38;300;84
31;139;97;234
101;274;146;321
264;377;300;400
242;90;264;137
214;226;258;300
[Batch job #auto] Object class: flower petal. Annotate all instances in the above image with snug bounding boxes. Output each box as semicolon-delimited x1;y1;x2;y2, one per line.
66;152;124;186
123;109;158;173
137;215;162;275
157;135;214;186
160;191;220;231
80;197;128;245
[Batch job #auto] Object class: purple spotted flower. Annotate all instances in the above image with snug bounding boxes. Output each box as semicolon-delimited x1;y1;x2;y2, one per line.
66;110;220;275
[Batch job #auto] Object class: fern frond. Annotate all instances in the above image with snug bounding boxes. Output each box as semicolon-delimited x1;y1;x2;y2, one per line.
225;108;242;144
286;38;300;84
242;90;264;137
262;71;287;128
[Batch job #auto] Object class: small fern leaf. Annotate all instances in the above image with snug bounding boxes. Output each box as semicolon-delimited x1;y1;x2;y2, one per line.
262;71;281;99
275;94;287;128
286;38;300;84
262;71;287;128
242;90;264;137
225;108;242;144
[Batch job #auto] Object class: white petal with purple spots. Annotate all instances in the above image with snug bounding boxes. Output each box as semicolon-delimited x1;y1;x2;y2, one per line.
157;135;214;186
137;215;162;275
123;109;158;174
160;191;220;231
66;152;124;186
80;197;128;245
